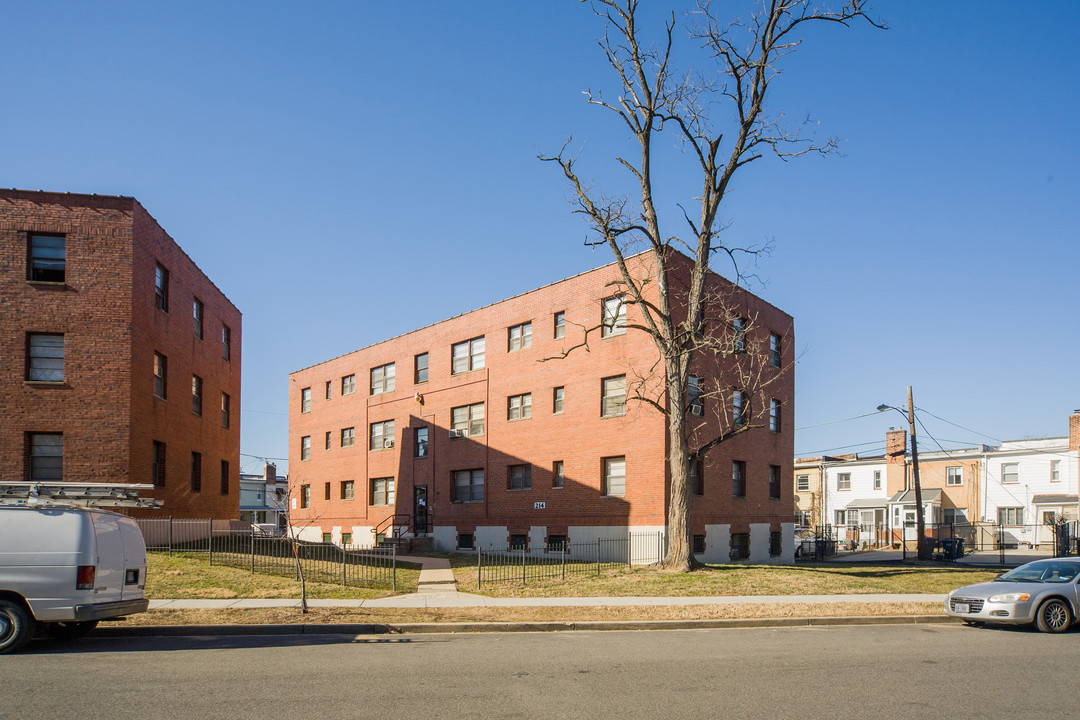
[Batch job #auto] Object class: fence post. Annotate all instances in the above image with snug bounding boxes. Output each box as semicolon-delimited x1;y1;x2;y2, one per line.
477;547;482;590
168;517;173;558
561;541;566;580
522;546;527;585
208;519;214;566
627;533;632;571
250;525;255;574
342;543;347;587
392;543;397;593
596;537;601;576
999;524;1005;565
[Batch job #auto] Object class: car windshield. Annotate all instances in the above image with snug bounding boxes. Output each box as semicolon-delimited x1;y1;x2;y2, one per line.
996;561;1080;583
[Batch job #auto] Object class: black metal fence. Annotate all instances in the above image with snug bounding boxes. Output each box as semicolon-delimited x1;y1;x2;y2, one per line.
476;532;666;588
794;525;838;561
135;518;397;590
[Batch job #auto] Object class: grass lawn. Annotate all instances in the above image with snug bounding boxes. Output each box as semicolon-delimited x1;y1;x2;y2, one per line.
447;557;1000;598
146;552;421;600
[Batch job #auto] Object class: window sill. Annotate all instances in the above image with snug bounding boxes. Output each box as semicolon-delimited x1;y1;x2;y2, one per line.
601;414;626;420
26;280;68;289
507;488;532;492
24;380;67;388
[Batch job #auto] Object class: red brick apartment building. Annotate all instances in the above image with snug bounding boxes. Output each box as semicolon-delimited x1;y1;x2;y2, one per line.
0;189;241;518
289;251;795;563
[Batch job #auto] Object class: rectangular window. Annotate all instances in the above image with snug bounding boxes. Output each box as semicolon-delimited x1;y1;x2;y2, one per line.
1001;463;1019;484
690;460;702;496
548;534;567;552
836;510;846;526
341;374;355;395
837;472;851;491
341;480;354;501
451;403;484;437
508;393;532;421
322;532;332;543
151;440;166;487
509;534;528;551
341;427;355;448
769;333;781;367
733;317;746;353
220;460;229;495
190;452;202;493
154;263;169;312
553;386;565;415
769;465;781;500
553;460;564;489
554;311;566;339
1051;460;1061;482
325;431;332;450
688;376;704;417
601;295;626;337
873;470;882;490
28;234;65;283
693;535;706;554
370;363;395;395
28;432;63;481
221;392;231;428
193;299;204;339
998;507;1023;526
453;469;484;503
222;324;231;361
732;460;746;498
601;375;626;417
508;322;532;352
325;381;332;399
733;390;747;426
324;482;331;501
769;531;782;557
451;336;485;374
414;427;429;458
301;387;311;413
769;399;780;432
796;474;810;492
508;464;532;490
299;435;311;461
26;333;64;382
300;484;310;508
603;456;626;497
730;533;750;560
153;352;167;399
414;353;429;384
458;533;475;550
370;420;395;450
946;466;962;486
192;375;203;415
944;508;967;525
341;532;352;545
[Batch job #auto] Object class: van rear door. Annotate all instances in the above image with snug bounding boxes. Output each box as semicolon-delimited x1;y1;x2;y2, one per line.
116;517;147;600
90;513;124;602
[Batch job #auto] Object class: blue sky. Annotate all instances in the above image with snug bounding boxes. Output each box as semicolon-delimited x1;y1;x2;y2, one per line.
4;1;1077;473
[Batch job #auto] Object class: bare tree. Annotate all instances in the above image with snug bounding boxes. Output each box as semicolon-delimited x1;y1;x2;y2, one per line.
542;0;881;571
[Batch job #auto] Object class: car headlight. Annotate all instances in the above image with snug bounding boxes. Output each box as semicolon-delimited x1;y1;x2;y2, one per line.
988;593;1030;603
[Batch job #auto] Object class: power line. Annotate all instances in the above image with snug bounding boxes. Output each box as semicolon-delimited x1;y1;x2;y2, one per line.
795;411;882;431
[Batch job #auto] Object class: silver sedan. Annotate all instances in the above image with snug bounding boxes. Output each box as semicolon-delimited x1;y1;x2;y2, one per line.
945;558;1080;633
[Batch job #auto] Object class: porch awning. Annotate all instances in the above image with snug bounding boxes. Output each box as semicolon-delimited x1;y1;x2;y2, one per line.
886;488;942;504
1031;494;1078;505
841;498;889;509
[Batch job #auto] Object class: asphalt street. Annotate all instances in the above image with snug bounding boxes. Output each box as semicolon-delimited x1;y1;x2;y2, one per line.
2;624;1076;719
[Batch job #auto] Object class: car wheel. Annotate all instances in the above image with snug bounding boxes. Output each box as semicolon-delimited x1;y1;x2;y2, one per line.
962;620;984;627
43;620;99;641
1035;598;1073;633
0;599;36;654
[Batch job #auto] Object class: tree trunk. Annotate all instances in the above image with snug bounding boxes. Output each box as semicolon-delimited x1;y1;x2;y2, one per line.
662;356;699;571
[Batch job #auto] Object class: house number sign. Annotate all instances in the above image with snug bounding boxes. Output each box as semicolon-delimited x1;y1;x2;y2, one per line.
534;502;546;510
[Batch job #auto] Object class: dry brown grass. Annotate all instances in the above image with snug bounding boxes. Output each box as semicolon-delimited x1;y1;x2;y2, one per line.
107;602;943;627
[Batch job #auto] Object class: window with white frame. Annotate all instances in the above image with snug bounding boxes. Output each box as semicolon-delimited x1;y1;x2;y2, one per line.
554;311;566;339
603;456;626;497
1001;463;1019;484
998;507;1023;526
192;375;203;415
796;474;810;492
508;393;532;421
453;469;484;503
769;333;781;367
193;298;204;339
553;386;565;414
371;477;395;506
325;431;331;450
451;337;485;374
221;392;230;428
341;374;355;395
153;352;167;399
451;402;484;437
414;353;428;384
414;427;428;458
508;322;532;351
553;460;565;488
946;466;962;486
301;387;311;413
341;427;355;448
300;435;310;461
222;324;232;361
369;420;395;450
601;295;626;337
732;317;746;352
873;470;881;490
341;481;354;500
733;390;748;426
1051;460;1061;482
601;375;626;417
837;473;851;491
769;398;780;432
154;263;169;312
370;363;395;395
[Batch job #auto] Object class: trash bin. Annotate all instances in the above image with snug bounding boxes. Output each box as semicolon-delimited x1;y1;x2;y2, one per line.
941;538;964;560
923;537;938;558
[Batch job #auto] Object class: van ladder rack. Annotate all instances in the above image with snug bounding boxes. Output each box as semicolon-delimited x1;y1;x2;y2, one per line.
0;482;163;509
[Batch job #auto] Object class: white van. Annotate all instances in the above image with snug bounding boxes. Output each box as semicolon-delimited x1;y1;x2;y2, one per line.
0;505;150;653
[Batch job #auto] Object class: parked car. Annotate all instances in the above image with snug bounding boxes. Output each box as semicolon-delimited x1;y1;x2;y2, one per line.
945;558;1080;633
0;506;149;653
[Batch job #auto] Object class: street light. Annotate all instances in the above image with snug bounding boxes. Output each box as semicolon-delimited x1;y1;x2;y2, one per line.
877;386;927;560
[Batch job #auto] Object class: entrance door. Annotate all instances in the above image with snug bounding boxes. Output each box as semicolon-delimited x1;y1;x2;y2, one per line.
904;509;917;541
413;485;428;535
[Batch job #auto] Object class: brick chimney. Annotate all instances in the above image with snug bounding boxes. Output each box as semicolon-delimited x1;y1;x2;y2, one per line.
1070;411;1080;452
886;429;907;463
264;462;277;483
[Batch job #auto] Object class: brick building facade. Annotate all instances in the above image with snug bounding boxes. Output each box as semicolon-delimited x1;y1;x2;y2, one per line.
289;251;795;563
0;189;241;518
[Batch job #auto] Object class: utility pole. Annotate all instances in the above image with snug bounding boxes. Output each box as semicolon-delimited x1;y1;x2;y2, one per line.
907;386;926;560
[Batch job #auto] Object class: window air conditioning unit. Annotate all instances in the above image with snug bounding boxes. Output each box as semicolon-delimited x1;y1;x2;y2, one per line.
449;429;465;439
383;439;395;449
690;405;704;417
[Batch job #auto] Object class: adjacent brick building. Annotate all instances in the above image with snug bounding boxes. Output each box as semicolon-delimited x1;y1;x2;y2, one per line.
289;251;795;563
0;189;241;518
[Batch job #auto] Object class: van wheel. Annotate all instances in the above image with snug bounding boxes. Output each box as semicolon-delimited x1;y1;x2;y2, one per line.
1036;598;1072;633
0;599;36;654
44;620;99;641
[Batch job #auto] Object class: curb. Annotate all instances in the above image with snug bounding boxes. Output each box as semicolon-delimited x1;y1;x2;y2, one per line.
93;615;957;638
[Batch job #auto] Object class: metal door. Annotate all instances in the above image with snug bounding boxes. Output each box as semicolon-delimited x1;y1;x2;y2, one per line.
413;485;428;535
